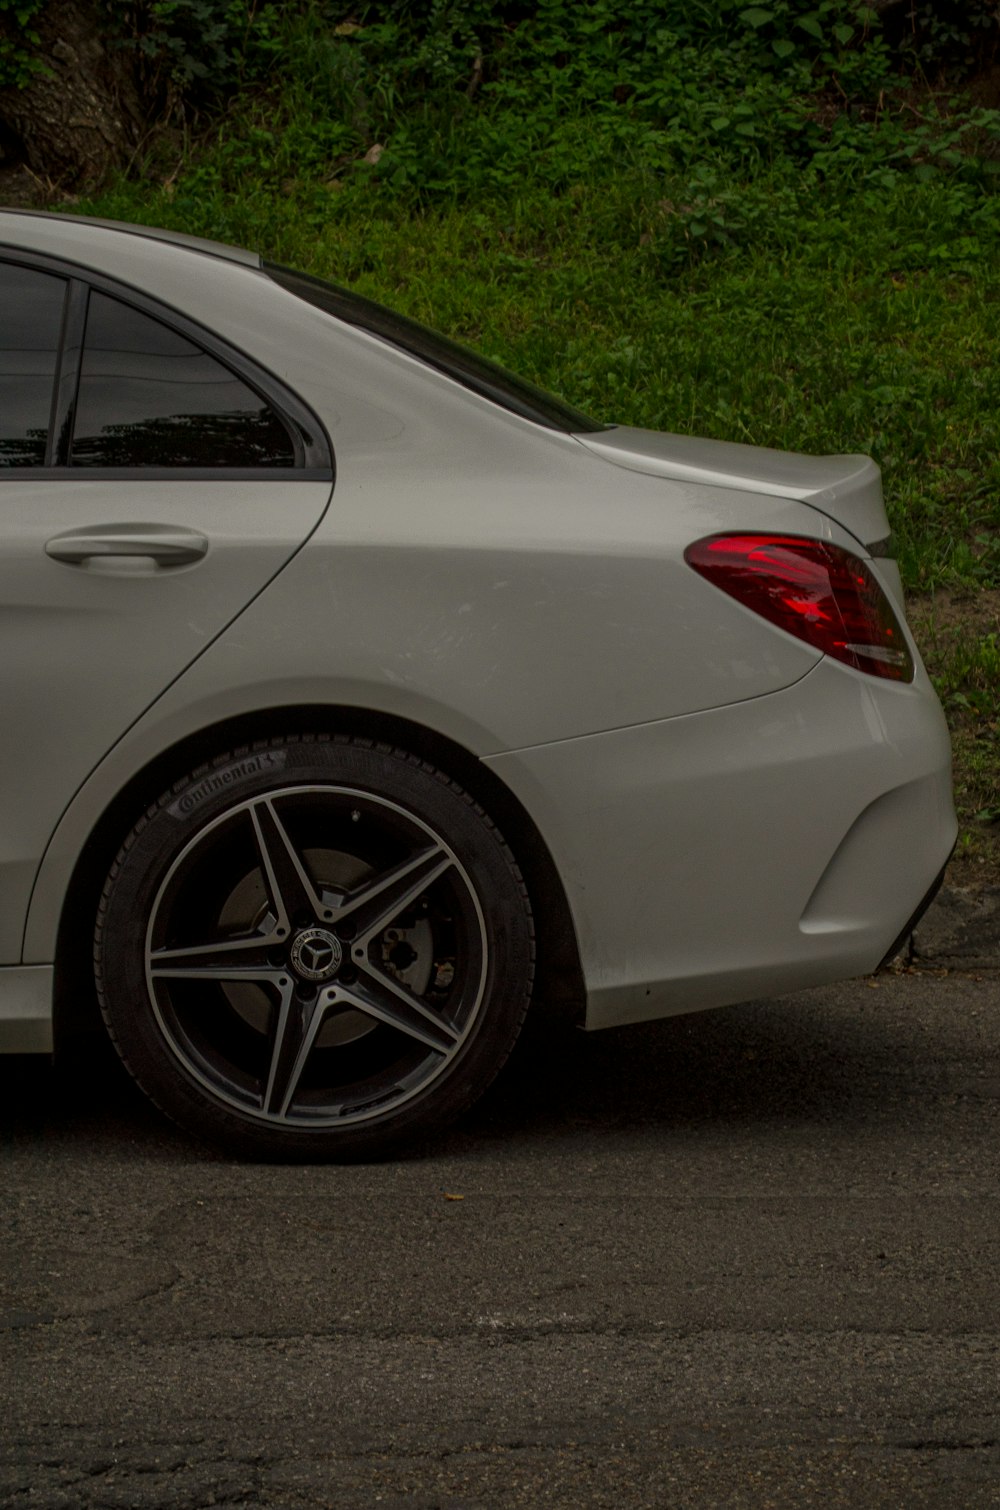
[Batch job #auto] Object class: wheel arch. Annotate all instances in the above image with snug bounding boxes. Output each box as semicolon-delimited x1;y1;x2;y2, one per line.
52;703;584;1051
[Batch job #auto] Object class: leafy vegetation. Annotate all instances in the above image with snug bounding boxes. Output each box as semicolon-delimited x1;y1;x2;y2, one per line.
36;0;1000;875
0;0;46;89
110;0;288;97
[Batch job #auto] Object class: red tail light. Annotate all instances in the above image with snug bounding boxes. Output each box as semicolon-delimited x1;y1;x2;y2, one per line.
684;533;914;682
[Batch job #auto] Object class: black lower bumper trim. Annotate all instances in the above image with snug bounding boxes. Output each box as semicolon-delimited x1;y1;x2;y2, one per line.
875;852;953;973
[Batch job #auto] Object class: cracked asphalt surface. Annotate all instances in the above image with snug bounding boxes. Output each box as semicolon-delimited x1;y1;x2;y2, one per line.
3;963;1000;1508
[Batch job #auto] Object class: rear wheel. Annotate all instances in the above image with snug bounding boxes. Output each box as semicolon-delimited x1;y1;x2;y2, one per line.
95;737;535;1159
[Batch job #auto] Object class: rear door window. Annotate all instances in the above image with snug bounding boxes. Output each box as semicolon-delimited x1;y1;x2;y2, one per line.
0;261;67;466
72;290;297;468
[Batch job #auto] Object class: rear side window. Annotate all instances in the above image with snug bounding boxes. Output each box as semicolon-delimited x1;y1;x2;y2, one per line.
0;262;67;466
72;290;296;468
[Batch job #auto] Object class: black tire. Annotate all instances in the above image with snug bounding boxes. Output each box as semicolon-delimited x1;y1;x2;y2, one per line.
95;736;535;1160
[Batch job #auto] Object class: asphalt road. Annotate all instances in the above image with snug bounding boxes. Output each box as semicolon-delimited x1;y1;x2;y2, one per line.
3;965;1000;1509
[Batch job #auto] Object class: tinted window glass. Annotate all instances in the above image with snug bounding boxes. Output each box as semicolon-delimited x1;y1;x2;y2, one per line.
72;291;295;467
0;262;66;467
266;263;607;435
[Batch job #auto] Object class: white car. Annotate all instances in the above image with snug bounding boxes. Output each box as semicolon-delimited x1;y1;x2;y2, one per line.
0;210;955;1158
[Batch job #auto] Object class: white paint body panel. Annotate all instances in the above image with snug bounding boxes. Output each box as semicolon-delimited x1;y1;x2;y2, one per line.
0;478;332;960
485;657;953;1028
578;427;889;542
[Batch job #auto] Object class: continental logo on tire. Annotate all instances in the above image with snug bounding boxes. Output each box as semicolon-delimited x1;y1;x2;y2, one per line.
168;751;289;818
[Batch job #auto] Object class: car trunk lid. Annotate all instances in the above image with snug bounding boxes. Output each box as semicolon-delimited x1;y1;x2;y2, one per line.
576;426;891;551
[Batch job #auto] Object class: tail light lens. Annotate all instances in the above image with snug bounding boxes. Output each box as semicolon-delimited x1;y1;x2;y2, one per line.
684;533;914;682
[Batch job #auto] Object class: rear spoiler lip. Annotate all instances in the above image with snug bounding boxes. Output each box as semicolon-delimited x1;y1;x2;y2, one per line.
574;428;891;550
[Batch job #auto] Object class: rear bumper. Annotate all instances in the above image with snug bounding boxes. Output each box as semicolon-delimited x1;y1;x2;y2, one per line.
484;658;956;1031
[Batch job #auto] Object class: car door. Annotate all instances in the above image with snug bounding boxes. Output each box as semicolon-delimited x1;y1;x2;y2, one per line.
0;255;334;960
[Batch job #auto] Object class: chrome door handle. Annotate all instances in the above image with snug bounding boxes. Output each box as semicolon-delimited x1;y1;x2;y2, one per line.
45;524;209;567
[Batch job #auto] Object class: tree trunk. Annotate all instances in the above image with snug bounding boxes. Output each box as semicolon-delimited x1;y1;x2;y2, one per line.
0;0;143;191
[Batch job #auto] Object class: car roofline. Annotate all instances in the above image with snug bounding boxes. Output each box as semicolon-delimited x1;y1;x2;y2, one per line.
0;208;261;268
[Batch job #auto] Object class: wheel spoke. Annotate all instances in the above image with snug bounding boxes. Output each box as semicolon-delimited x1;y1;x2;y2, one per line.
329;969;459;1056
263;983;328;1118
250;797;325;929
335;846;453;942
149;935;276;977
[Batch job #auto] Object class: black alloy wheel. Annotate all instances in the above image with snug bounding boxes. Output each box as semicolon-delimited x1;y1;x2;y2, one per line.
95;737;535;1159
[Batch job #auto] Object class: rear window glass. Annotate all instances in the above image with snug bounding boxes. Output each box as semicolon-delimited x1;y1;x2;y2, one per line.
72;290;296;468
266;263;606;434
0;261;66;466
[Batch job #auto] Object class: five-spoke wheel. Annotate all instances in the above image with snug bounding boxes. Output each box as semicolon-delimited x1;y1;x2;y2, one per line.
96;738;535;1158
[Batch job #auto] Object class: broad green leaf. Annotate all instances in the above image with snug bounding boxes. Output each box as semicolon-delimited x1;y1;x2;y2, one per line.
739;7;775;28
